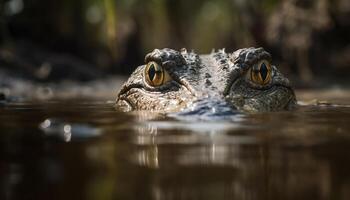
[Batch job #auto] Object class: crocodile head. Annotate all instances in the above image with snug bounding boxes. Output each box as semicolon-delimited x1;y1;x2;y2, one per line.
116;48;296;114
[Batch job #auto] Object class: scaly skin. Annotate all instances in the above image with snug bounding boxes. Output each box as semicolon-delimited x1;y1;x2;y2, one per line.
116;47;296;114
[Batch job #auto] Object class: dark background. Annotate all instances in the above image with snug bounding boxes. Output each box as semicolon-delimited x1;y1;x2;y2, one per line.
0;0;349;87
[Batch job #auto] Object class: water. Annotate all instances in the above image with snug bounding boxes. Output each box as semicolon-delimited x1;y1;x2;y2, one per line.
1;90;350;200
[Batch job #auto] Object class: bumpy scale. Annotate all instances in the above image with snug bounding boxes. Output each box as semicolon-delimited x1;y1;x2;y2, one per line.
116;48;296;114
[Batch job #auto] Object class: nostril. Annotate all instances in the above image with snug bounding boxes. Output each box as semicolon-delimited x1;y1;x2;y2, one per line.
173;97;239;117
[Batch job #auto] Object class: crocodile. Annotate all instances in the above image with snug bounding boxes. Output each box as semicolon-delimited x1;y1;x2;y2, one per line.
115;47;296;115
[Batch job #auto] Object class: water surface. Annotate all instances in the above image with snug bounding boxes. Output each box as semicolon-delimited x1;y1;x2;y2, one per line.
1;90;350;200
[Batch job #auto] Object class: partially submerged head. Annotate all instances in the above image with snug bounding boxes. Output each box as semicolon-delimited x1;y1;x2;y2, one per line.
116;47;296;114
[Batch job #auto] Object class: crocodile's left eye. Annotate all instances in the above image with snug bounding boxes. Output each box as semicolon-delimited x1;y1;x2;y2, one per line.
250;60;272;85
144;61;172;87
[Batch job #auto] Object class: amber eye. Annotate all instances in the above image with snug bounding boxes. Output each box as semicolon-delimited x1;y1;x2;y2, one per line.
144;61;171;87
250;60;272;85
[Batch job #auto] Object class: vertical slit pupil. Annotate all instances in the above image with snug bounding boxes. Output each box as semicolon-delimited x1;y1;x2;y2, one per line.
148;64;156;81
260;63;268;81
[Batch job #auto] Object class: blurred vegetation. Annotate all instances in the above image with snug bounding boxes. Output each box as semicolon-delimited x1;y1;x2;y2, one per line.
0;0;349;85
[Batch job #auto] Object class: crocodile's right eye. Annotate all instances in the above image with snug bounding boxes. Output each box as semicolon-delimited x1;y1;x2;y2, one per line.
144;61;172;87
250;60;272;85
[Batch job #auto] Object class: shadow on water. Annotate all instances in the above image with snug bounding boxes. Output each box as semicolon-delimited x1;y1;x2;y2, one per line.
1;95;350;200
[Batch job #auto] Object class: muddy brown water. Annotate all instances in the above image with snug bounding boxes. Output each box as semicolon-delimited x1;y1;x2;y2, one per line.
1;89;350;200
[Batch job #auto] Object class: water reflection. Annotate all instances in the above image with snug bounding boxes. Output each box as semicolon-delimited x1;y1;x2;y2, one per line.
125;105;350;199
1;101;350;199
132;120;258;168
39;118;101;142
